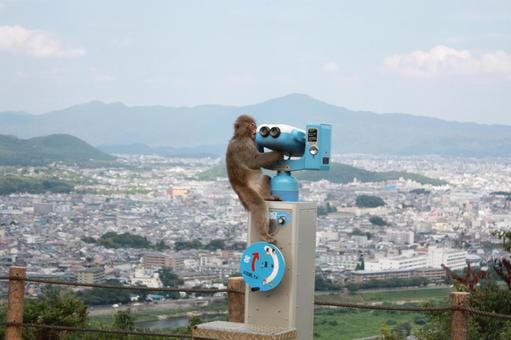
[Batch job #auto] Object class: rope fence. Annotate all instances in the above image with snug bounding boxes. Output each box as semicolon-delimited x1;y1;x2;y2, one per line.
3;322;196;339
314;301;453;313
3;268;511;340
0;275;229;294
462;307;511;321
314;301;511;320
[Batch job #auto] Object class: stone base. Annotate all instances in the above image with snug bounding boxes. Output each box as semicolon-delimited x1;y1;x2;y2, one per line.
192;321;296;340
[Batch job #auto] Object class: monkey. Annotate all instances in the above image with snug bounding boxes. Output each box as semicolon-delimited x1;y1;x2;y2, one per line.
226;114;283;243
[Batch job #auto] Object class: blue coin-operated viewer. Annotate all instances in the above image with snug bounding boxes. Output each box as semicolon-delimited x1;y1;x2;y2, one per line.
239;122;332;340
256;123;332;201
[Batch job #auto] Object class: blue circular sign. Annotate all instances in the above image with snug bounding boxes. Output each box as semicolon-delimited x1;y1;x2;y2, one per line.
240;242;286;292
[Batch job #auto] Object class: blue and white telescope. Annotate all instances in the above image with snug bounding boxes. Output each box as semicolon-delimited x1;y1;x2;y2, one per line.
256;123;332;201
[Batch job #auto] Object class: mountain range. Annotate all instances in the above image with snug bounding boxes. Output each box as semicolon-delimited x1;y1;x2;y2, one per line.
0;134;114;166
1;94;510;157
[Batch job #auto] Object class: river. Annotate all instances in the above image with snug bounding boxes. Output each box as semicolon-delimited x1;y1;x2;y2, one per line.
135;313;227;330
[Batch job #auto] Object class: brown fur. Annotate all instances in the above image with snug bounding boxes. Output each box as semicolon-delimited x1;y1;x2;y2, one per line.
226;115;282;242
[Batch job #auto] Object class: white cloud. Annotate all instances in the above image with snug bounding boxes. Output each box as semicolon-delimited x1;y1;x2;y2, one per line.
384;45;511;78
0;25;85;58
322;62;339;73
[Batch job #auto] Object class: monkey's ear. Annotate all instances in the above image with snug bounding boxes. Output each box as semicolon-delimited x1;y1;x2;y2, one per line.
234;122;240;130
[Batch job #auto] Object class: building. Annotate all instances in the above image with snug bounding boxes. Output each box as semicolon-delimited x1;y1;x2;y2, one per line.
351;267;445;283
365;254;427;272
386;229;414;245
415;267;447;283
129;266;162;288
427;246;467;270
364;247;467;272
143;252;172;269
351;269;412;283
76;267;105;284
317;252;360;271
167;187;188;198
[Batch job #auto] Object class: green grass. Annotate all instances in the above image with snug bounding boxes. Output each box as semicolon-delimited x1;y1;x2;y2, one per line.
314;309;422;339
314;287;452;338
316;287;452;305
360;287;452;302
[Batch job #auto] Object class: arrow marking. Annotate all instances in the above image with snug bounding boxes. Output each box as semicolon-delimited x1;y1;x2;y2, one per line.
251;252;260;272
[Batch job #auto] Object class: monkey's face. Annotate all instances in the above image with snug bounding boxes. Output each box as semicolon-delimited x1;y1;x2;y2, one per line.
248;121;257;140
234;114;257;139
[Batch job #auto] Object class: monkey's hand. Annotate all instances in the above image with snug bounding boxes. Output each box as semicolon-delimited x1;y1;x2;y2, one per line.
247;150;283;169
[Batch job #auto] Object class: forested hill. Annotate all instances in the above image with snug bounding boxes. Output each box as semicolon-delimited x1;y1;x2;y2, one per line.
0;134;115;166
196;162;447;186
296;163;447;186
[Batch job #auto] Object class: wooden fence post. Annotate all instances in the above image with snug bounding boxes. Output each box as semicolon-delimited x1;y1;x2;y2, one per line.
227;276;245;323
6;266;26;340
450;292;470;340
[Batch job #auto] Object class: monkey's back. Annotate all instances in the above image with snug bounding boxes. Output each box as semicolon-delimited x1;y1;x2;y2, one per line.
226;137;262;187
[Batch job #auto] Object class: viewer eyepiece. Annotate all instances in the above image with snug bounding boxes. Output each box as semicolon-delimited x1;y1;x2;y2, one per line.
259;126;270;137
270;127;281;138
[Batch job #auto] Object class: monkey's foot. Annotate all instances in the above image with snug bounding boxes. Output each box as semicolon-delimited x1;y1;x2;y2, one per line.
262;233;276;244
264;195;282;201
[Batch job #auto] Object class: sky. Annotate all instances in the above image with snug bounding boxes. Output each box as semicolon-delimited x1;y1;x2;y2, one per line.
0;0;510;125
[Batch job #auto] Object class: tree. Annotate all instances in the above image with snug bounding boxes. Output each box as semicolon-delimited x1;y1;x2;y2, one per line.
76;279;131;306
314;274;340;291
410;188;430;195
317;203;338;216
81;236;96;243
23;286;88;340
418;258;511;339
417;229;511;339
369;215;387;226
317;205;328;216
442;262;487;291
394;322;411;338
97;231;152;249
493;257;511;289
355;256;364;270
188;316;202;329
206;239;225;250
349;227;366;236
228;241;247;251
112;309;134;330
158;268;183;299
155;240;168;250
380;324;400;340
346;283;359;294
175;239;204;251
355;195;385;208
0;303;6;339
